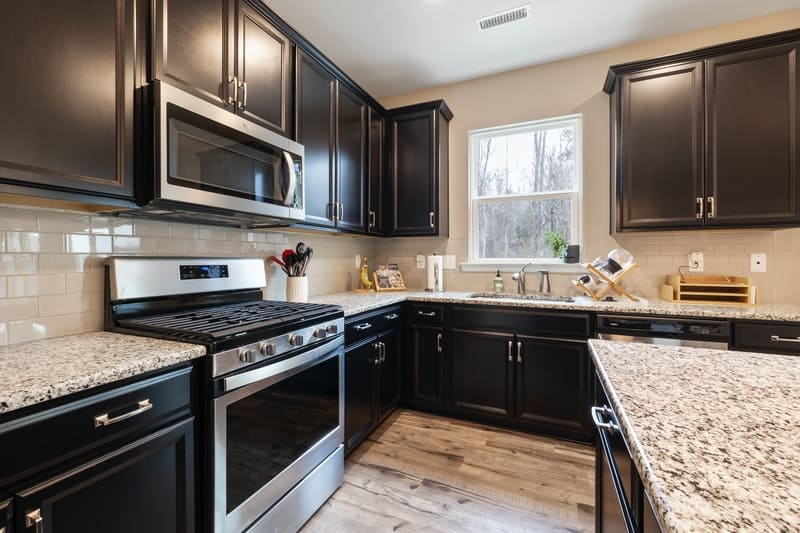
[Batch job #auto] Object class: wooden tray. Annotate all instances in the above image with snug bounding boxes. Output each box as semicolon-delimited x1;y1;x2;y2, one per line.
661;274;754;305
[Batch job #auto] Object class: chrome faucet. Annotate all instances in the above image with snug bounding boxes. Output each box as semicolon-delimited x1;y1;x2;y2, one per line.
511;262;533;295
539;270;551;294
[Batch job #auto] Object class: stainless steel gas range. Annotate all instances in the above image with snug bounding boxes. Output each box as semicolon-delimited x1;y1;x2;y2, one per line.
105;257;344;533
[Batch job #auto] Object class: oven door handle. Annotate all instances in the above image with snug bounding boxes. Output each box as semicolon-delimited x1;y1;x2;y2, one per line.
222;336;343;393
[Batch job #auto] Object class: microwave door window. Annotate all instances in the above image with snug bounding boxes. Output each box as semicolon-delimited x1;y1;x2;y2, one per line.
167;114;285;205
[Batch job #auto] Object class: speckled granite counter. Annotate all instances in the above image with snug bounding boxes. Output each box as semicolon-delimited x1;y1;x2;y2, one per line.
310;290;800;321
588;339;800;532
0;332;206;415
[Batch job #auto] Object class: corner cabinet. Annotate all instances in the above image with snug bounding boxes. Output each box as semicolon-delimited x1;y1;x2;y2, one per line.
387;101;453;237
608;30;800;232
154;0;293;136
0;0;137;206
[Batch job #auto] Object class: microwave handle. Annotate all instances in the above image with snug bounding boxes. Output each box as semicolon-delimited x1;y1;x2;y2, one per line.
282;151;297;206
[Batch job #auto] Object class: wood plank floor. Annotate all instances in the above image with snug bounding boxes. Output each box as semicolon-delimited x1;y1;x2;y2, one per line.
302;410;595;532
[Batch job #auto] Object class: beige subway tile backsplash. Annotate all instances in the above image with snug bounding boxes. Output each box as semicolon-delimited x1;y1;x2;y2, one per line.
8;316;67;344
0;297;38;322
7;274;66;297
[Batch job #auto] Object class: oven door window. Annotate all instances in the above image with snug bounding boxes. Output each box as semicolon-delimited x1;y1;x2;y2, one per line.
167;104;297;207
225;355;339;513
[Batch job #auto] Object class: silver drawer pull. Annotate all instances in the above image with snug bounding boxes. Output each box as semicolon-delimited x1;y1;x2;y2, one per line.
770;335;800;343
591;406;620;434
507;340;513;362
353;323;373;331
384;313;400;320
417;311;436;317
94;399;153;428
25;509;43;533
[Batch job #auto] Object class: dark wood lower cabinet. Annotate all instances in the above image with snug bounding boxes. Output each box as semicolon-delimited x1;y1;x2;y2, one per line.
345;340;378;450
377;328;400;418
515;336;590;438
449;329;513;419
15;418;194;533
407;326;445;410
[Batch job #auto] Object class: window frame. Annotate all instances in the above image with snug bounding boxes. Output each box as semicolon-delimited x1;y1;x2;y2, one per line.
467;114;583;267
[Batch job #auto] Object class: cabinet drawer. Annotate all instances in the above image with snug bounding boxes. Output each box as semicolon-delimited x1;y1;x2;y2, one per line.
346;306;403;345
733;322;800;355
407;304;444;326
0;365;192;488
450;306;592;339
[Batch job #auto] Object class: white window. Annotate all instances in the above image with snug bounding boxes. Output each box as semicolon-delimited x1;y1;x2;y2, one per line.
468;115;582;265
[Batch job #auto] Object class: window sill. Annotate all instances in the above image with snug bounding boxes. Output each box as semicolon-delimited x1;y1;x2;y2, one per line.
459;262;587;274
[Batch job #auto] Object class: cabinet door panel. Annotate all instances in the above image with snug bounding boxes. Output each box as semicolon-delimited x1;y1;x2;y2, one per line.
0;0;134;199
377;329;400;418
296;51;335;227
237;2;292;136
154;0;231;106
368;109;385;235
337;84;367;232
617;62;704;230
706;44;800;226
515;336;590;437
345;341;378;449
390;111;436;234
15;419;194;533
407;326;444;408
449;330;513;420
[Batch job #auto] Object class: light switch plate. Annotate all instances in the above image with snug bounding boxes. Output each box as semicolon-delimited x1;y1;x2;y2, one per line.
355;255;361;269
416;254;425;269
750;253;767;273
688;252;704;272
443;255;457;269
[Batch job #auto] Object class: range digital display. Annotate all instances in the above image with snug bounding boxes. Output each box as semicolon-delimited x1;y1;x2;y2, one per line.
180;264;229;280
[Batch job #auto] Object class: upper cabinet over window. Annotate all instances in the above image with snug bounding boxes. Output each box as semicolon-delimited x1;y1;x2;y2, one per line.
0;0;137;206
606;29;800;232
154;0;293;136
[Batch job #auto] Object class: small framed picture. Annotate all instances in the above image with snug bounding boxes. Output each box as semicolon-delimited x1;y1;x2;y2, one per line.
373;264;406;292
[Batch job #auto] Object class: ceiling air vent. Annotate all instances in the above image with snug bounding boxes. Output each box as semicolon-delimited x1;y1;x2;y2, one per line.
476;4;531;31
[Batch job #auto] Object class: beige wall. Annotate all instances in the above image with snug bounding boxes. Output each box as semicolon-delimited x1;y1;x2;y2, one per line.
376;9;800;303
0;206;373;345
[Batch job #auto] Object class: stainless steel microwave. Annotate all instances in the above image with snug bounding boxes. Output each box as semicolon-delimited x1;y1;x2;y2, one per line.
135;81;304;227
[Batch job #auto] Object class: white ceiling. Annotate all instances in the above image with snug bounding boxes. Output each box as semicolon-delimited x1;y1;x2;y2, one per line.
266;0;799;99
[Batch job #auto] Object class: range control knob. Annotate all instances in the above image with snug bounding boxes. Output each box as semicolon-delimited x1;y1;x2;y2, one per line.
238;348;256;363
325;324;339;334
312;329;327;339
260;343;277;357
288;334;304;346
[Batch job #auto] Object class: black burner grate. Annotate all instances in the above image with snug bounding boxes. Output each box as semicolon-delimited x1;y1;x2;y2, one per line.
118;300;337;341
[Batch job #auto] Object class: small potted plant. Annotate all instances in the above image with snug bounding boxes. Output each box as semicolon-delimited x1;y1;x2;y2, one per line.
544;231;568;260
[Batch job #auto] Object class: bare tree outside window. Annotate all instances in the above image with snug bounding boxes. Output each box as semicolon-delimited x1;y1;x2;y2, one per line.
470;117;581;262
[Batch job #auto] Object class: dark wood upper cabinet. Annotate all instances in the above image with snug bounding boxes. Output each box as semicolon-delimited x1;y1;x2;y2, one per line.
153;0;234;107
606;29;800;232
615;62;705;230
296;50;336;227
367;108;386;235
706;43;800;227
236;2;293;136
387;100;452;237
336;84;367;232
0;0;136;204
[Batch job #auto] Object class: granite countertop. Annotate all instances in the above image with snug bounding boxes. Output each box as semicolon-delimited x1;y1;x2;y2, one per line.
310;290;800;321
588;339;800;532
0;332;206;416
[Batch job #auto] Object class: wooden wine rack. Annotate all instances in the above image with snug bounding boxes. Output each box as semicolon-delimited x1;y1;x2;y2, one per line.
573;262;640;302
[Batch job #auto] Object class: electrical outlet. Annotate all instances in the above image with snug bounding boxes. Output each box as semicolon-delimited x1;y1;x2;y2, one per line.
750;253;767;273
443;255;456;269
355;254;361;269
688;252;704;272
416;254;425;269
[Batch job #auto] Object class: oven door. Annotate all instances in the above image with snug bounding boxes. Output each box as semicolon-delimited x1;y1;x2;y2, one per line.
212;337;344;533
155;81;304;222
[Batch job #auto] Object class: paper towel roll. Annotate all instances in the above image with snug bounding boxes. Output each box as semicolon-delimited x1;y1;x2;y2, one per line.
426;255;444;292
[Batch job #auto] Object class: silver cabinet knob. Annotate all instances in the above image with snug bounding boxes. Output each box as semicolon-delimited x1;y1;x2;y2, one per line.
260;343;276;356
313;329;327;339
326;324;339;334
289;334;304;346
239;348;256;363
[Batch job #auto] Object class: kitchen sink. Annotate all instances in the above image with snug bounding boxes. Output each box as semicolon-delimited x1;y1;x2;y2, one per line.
469;292;575;303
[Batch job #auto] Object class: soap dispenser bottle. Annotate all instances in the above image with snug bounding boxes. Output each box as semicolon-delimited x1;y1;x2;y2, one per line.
494;270;504;293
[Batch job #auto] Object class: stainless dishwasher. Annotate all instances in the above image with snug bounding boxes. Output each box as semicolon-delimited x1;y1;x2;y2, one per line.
596;314;730;350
